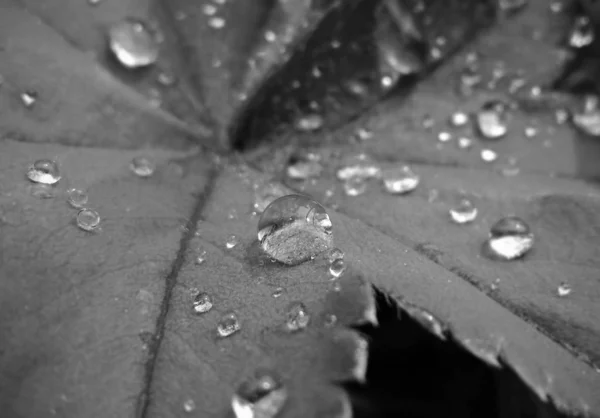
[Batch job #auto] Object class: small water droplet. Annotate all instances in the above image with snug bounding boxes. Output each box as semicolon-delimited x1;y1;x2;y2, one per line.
271;287;284;298
285;302;310;332
217;312;240;337
331;280;342;292
108;19;158;69
457;137;473;149
76;209;101;232
327;248;344;263
486;216;534;260
183;399;196;413
226;235;238;249
208;16;226;29
382;166;419;195
458;65;482;95
437;131;452;142
196;250;207;265
355;127;373;141
21;91;37;108
193;292;213;314
228;208;238;220
449;199;478;224
524;126;538;138
130;156;156;177
258;195;333;265
264;30;276;42
295;114;323;132
343;79;368;97
67;188;88;208
555;108;569;125
557;282;572;297
477;100;509;139
450;112;469;127
343;177;367;196
329;258;346;278
26;159;61;185
232;370;287;418
480;149;498;162
336;154;381;181
286;154;322;180
569;16;594;48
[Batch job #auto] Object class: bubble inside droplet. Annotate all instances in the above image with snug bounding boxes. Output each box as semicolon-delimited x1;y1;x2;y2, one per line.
476;101;509;139
329;259;346;278
486;216;534;260
27;159;61;185
258;195;333;265
108;19;158;69
285;302;310;332
67;188;88;208
193;292;213;314
217;312;240;337
76;209;101;232
130;156;156;177
572;109;600;136
382;166;419;195
232;370;288;418
449;199;478;224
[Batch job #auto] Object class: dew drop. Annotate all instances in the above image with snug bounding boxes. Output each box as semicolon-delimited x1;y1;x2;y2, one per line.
76;209;101;232
486;216;534;260
481;149;498;162
232;370;287;418
382;165;419;195
457;137;473;149
557;282;572;297
21;91;37;108
343;177;367;197
192;292;213;314
285;302;310;332
569;16;594;48
450;112;469;127
183;399;196;413
258;195;333;265
524;126;538;138
67;188;88;208
226;235;238;250
327;248;344;263
449;199;478;224
286;154;322;180
26;159;61;185
437;131;452;142
217;312;240;337
295;114;323;132
130;156;156;177
108;19;158;69
271;287;284;298
329;258;346;278
195;251;207;265
476;100;509;139
208;16;226;29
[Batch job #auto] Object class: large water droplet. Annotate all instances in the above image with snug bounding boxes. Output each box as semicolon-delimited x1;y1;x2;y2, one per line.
67;188;88;208
192;292;213;314
486;216;534;260
569;16;594;48
108;19;158;69
477;101;509;139
382;166;419;195
285;302;310;332
76;209;101;232
26;159;61;185
258;195;333;265
130;156;156;177
329;259;346;279
449;199;478;224
232;370;287;418
217;312;240;337
557;282;572;297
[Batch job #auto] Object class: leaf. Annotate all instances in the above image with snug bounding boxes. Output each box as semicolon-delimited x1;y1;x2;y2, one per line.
1;0;600;417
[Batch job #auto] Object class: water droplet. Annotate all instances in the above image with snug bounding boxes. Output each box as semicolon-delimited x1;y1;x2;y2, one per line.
324;314;338;327
203;4;217;15
437;131;452;142
183;399;196;413
498;0;528;13
208;16;226;29
271;287;284;298
569;16;594;48
382;166;419;195
264;30;276;42
480;149;498;162
232;370;287;418
449;199;478;224
67;188;88;208
457;137;473;149
355;127;373;141
477;101;509;139
196;250;207;265
327;248;344;263
21;91;37;108
217;312;240;337
286;154;322;180
329;258;346;278
343;80;368;97
258;195;333;265
108;19;158;69
76;209;101;232
26;159;61;185
450;112;469;127
88;0;103;5
130;156;156;177
486;216;534;260
572;108;600;136
343;177;367;196
226;235;238;249
285;302;310;332
524;126;538;138
295;114;323;132
192;292;213;314
557;282;572;297
336;154;381;181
